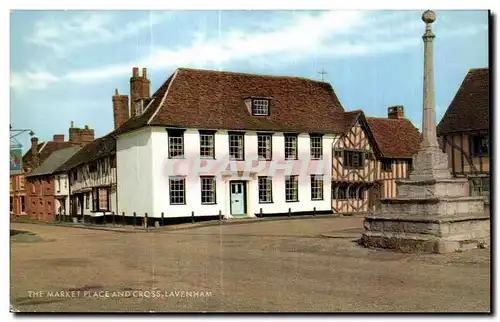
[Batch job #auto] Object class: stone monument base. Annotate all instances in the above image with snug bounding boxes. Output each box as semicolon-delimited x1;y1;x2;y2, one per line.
361;212;490;253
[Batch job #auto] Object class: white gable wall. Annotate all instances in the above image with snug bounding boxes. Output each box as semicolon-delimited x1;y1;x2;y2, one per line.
116;127;154;217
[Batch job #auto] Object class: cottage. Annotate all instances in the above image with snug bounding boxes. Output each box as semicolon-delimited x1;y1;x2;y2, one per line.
437;68;490;198
331;107;421;215
11;125;93;221
25;146;80;221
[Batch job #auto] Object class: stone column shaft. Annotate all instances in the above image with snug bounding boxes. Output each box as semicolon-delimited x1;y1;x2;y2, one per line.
422;24;439;148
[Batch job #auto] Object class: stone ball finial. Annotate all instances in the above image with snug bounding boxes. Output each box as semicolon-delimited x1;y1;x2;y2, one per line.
422;10;436;24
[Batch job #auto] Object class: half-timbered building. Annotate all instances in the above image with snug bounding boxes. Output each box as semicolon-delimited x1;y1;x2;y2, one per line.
332;106;421;214
437;68;490;201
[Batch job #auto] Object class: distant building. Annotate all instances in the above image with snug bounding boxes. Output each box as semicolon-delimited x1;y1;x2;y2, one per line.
332;107;421;214
437;68;490;199
25;146;80;221
19;125;94;221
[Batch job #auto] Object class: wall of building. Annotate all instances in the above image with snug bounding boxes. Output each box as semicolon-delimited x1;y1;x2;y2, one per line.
26;176;56;221
117;127;336;219
441;132;490;176
331;120;412;214
117;128;154;217
68;156;117;216
10;173;27;219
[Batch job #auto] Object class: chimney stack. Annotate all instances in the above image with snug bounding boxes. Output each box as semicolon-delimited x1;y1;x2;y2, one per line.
69;124;95;146
130;66;151;117
31;136;39;167
388;105;405;119
112;88;130;130
53;134;65;143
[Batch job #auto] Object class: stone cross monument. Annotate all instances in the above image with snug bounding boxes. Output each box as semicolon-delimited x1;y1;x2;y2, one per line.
409;10;452;182
360;10;490;253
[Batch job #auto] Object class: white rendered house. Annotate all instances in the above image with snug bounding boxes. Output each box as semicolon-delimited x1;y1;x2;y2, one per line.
114;68;347;220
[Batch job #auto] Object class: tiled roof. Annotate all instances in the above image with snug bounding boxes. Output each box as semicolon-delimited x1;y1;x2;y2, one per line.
343;110;363;132
366;117;421;158
23;141;73;170
26;147;80;178
55;135;116;173
120;67;346;134
437;68;489;135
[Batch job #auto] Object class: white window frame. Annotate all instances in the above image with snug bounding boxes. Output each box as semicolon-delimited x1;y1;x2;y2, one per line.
252;99;270;116
257;133;272;160
168;130;185;159
258;176;273;203
311;175;324;200
199;131;215;159
169;176;186;205
285;135;298;160
310;135;323;160
229;132;245;160
201;176;216;204
285;175;299;202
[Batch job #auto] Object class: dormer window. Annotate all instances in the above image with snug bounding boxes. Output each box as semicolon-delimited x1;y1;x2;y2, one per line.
252;99;270;116
135;99;144;116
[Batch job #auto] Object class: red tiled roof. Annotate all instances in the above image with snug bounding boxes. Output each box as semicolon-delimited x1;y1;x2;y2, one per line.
366;117;421;158
437;68;489;135
343;110;363;132
132;68;346;134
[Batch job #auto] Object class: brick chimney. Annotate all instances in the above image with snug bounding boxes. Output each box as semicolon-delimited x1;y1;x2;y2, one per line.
31;136;39;167
69;122;95;146
53;134;65;143
388;105;405;119
142;67;150;98
130;67;151;118
112;88;129;130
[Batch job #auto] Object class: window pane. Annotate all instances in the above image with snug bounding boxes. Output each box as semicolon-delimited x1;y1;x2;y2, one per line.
98;188;108;210
200;133;215;158
311;175;323;200
285;135;297;160
201;177;216;204
229;134;244;160
252;99;269;115
258;134;272;160
169;177;186;205
169;133;184;158
310;136;323;159
285;176;298;202
258;176;272;203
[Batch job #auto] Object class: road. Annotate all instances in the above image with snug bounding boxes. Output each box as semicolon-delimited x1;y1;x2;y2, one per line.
10;217;491;312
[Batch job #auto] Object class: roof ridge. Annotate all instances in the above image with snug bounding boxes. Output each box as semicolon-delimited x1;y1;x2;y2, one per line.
177;67;329;84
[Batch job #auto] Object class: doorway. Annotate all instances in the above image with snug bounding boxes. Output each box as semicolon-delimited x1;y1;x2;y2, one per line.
230;181;246;216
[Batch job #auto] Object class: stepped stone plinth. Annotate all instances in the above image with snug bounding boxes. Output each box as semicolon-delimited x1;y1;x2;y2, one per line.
360;10;490;253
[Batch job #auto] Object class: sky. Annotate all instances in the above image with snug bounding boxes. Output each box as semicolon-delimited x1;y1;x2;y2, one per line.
10;10;489;153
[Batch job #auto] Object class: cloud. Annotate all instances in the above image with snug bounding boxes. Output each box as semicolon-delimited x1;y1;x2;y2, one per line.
11;10;488;91
26;11;173;58
10;69;59;91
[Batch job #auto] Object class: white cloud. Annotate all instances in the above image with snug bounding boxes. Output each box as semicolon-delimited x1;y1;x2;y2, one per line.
10;69;59;91
11;11;488;92
26;11;173;58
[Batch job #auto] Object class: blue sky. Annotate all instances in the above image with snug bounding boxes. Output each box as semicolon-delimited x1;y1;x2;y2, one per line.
10;10;489;152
